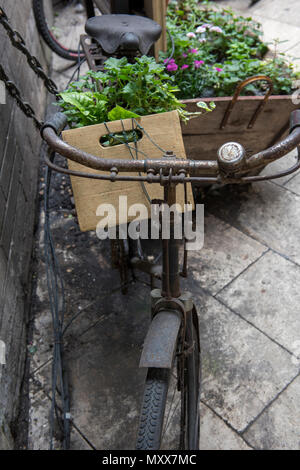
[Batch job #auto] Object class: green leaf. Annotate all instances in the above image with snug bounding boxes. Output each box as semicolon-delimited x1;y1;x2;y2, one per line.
122;82;139;96
196;101;210;111
59;92;94;115
107;106;140;121
104;57;128;71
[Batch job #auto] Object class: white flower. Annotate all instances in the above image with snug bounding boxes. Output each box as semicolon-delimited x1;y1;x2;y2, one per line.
195;26;206;34
209;26;223;33
186;32;196;38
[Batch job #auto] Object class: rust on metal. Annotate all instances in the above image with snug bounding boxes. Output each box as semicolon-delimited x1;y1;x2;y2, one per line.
246;127;300;168
42;127;219;174
80;34;106;72
42;111;300;184
220;75;273;130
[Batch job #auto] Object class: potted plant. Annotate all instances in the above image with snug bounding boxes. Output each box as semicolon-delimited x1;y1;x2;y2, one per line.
162;0;300;162
57;55;214;231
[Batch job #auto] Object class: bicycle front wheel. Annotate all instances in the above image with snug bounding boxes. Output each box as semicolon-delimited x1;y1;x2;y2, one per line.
136;317;200;450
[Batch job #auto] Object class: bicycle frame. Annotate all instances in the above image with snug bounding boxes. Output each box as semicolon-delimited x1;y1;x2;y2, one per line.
161;183;181;299
84;0;97;18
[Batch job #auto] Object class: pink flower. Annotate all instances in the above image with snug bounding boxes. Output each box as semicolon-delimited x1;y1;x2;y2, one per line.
215;67;223;72
164;58;175;64
199;38;206;43
210;26;223;33
186;32;196;38
190;48;198;54
167;62;178;72
182;53;188;58
181;64;189;70
194;60;204;68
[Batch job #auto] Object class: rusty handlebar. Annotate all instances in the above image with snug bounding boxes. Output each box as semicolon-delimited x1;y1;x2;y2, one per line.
41;110;300;184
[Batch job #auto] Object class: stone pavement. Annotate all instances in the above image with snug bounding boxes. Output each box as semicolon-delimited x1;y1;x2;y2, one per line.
28;0;300;450
222;0;300;70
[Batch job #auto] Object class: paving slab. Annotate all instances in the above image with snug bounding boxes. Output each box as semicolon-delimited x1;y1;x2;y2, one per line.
30;207;124;370
283;41;300;72
191;288;299;432
244;374;300;449
251;0;300;28
218;0;250;14
251;16;300;54
204;181;300;265
260;150;299;187
28;372;92;450
284;171;300;196
217;250;300;354
61;286;150;450
70;428;94;450
28;386;59;450
200;403;251;450
29;281;150;450
186;214;266;295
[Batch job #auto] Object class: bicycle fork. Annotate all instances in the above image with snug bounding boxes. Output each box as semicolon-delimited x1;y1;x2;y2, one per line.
139;182;200;447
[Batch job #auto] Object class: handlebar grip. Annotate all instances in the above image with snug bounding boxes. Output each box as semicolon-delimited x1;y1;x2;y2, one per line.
290;110;300;134
41;112;68;137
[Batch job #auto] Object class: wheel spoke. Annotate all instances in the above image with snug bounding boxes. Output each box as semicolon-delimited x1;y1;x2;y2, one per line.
162;396;181;442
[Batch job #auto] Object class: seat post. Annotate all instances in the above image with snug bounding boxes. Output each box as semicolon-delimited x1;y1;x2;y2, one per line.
111;0;130;14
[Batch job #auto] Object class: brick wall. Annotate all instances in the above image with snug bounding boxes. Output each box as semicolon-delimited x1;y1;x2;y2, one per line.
0;0;50;449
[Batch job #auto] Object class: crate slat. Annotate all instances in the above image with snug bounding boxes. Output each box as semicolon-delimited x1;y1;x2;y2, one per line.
181;95;299;162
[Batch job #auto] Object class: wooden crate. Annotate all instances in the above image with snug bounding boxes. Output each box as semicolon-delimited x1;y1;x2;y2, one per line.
62;111;194;232
181;95;299;172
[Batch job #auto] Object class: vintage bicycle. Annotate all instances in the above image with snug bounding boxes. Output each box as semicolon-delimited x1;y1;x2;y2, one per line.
40;6;300;450
41;107;300;451
1;2;299;450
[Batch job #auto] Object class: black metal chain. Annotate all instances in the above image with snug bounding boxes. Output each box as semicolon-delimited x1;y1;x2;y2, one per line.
0;6;59;129
0;64;43;129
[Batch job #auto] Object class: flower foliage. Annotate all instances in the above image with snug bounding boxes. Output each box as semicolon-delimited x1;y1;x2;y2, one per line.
162;0;299;98
57;55;214;128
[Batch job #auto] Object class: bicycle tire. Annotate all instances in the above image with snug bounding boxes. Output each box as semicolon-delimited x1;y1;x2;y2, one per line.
32;0;107;61
33;0;84;60
136;319;200;450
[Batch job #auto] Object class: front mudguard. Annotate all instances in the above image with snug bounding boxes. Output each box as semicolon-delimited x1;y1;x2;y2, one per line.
139;310;181;369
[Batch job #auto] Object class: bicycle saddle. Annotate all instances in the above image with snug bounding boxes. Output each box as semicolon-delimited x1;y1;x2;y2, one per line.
85;14;162;55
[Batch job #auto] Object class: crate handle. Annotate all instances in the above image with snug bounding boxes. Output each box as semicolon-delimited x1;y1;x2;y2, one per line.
220;75;273;130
